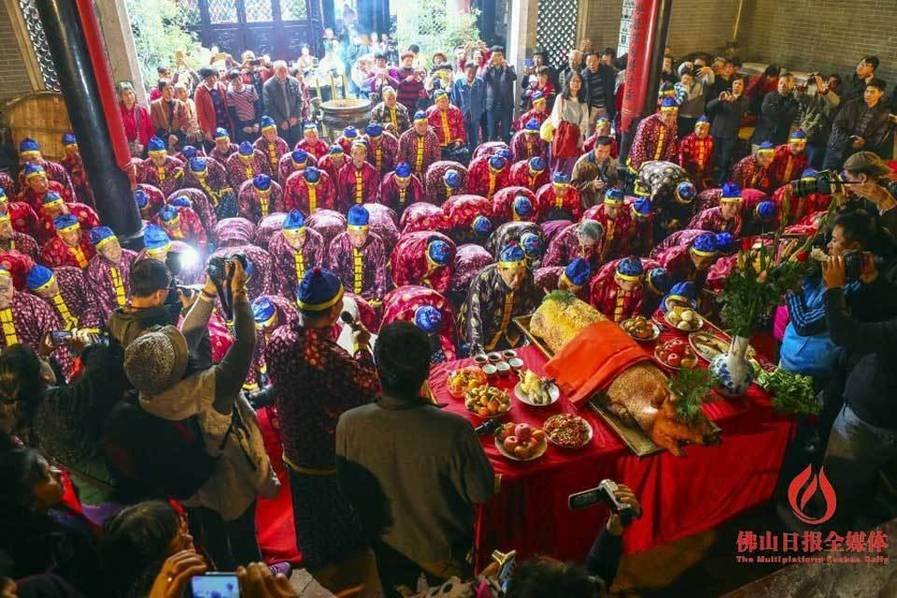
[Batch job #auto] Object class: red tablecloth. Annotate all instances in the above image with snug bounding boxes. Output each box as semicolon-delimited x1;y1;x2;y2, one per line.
428;328;795;570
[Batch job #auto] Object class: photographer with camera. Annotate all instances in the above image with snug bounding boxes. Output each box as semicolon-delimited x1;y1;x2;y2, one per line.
839;151;897;238
107;259;181;349
794;72;841;169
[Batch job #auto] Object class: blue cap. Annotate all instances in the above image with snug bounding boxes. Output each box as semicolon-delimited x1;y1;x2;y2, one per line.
24;163;46;179
789;130;807;141
647;267;672;294
513;195;533;217
284;209;306;230
616;256;644;278
676;181;696;203
297;267;344;311
53;214;79;231
632;197;652;217
214;128;230;140
660;97;679;110
531;91;545;103
347;204;370;227
158;206;178;223
304;166;321;183
395;162;412;178
19;138;40;153
552;171;570;185
756;200;777;220
89;226;115;246
721;182;742;201
343;126;358;138
304;123;317;132
41;191;63;206
260;115;276;130
529;156;546;172
413;110;427;122
26;264;53;291
239;141;254;156
520;232;542;257
472;215;492;236
62;132;77;146
414;305;443;334
143;224;171;250
253;174;272;190
329;144;344;155
691;232;718;255
147;137;166;153
181;147;198;162
433;89;449;102
758;141;775;151
365;123;383;137
497;148;513;160
489;155;507;170
715;232;735;254
696;114;710;125
252;297;277;323
524;118;540;132
666;281;696;307
444;169;462;188
499;244;526;264
802;168;818;178
427;239;452;265
564;258;591;286
291;149;308;164
134;189;149;209
169;195;192;208
189;157;207;172
604;187;624;204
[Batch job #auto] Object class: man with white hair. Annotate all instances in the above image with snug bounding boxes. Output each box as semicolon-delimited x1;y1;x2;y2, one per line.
371;86;411;136
263;60;304;146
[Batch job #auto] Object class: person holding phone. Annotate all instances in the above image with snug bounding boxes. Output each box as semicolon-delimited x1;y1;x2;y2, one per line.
840;151;897;238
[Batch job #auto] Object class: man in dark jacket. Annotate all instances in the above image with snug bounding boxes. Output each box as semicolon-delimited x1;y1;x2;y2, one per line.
559;49;584;91
706;75;749;184
824;78;893;170
580;52;617;130
840;56;879;104
482;46;517;142
107;258;178;349
751;73;798;149
262;61;304;146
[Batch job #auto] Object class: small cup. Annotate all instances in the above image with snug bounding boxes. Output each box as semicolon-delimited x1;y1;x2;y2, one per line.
473;354;488;366
508;357;524;371
502;349;518;360
487;352;503;363
495;361;511;376
482;364;498;379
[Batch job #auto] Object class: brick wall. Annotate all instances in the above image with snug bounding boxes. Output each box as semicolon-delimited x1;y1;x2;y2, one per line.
739;0;897;86
0;3;33;104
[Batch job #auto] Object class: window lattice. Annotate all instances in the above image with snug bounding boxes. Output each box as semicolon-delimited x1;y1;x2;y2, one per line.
208;0;238;24
181;0;201;24
17;0;60;91
618;0;635;56
536;0;578;71
280;0;309;21
244;0;274;23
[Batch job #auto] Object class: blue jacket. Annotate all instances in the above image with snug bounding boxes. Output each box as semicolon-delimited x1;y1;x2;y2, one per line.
452;76;487;124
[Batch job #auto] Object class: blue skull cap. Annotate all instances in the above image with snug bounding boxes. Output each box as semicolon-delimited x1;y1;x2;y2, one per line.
647;267;672;294
443;169;462;188
291;149;308;163
472;215;492;236
513;195;533;217
253;174;272;190
756;200;777;220
427;239;452;265
395;162;412;178
304;166;321;183
489;155;507;170
414;305;443;334
283;209;306;230
26;264;54;291
347;204;370;227
147;137;166;153
529;156;546;171
564;257;591;286
189;157;207;172
239;141;254;155
520;232;542;257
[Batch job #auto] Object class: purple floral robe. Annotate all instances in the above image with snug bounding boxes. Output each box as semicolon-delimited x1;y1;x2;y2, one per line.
327;232;389;302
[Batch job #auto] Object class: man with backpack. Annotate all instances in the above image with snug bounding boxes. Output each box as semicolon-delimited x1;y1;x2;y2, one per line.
112;257;279;570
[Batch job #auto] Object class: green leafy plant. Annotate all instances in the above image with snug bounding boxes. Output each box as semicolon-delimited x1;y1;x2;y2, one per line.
127;0;204;85
394;0;480;69
758;368;821;415
669;368;714;424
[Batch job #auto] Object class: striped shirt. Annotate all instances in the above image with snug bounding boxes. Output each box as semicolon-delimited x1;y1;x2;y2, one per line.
227;84;259;123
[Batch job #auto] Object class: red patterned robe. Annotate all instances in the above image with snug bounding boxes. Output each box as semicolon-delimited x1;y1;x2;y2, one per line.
379;172;424;216
510;131;548;162
366;133;400;177
444;194;492;242
254;137;291;175
277;152;319;187
316;155;348;194
296;138;330;161
210;144;239;165
138;156;184;198
772;185;830;226
678;133;714;190
214;217;256;248
225;150;271;191
426;105;467;148
306;209;346;249
267;228;326;298
586;203;633;261
0;171;18;196
0;232;39;261
514;108;549;132
167;188;218;239
245;293;300;390
34;266;103;329
542;222;601;272
449;244;493;296
731;155;773;194
283;170;337;214
509;160;549;192
533;266;590;300
18;180;74;212
535;183;583;222
767;145;808;190
485;221;544;260
237;179;286;223
2;200;39;236
137;183;166;214
254;213;288;250
39;232;95;269
424;161;468;205
36;203;100;245
588;259;645;322
181;159;232;214
0;291;61;354
60;153;93;205
467;157;510;201
628;113;678;170
491;187;538;224
656;244;711;289
336;161;381;210
209;244;274;299
18;160;75;201
397;128;441;177
87;249;137;314
389;231;456;293
155;205;209;253
327;232;390;302
688;206;743;237
363;203;400;254
380;285;457;362
399;202;450;234
471;142;510;161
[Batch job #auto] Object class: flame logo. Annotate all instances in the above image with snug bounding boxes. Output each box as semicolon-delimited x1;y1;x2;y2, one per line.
787;465;837;525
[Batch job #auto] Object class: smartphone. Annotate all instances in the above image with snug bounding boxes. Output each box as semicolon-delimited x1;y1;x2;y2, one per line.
49;330;73;348
190;573;240;597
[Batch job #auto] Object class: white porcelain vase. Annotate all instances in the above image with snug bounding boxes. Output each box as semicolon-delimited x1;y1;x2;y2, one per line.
710;335;755;398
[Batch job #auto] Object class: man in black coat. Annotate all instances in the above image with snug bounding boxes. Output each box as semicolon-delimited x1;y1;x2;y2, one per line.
262;60;303;146
706;75;749;184
482;46;517;142
580;52;617;132
824;78;894;169
751;72;798;149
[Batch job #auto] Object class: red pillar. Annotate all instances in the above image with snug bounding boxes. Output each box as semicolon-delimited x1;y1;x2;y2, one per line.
620;0;662;136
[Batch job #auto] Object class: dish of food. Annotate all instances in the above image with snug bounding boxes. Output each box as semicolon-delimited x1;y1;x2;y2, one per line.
515;371;560;406
689;331;756;361
494;422;548;461
654;338;698;369
621;316;661;341
447;366;488;399
663;307;704;332
543;414;593;449
465;386;512;418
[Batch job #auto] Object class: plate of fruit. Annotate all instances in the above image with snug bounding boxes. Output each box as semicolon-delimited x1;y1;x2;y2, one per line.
543;414;593;449
465;385;512;419
654;338;699;369
663;306;704;332
447;366;488;399
514;370;560;406
621;316;661;342
494;422;548;461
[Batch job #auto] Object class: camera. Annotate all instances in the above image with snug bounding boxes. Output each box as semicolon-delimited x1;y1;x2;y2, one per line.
568;479;637;525
789;169;844;198
843;250;865;282
206;255;228;284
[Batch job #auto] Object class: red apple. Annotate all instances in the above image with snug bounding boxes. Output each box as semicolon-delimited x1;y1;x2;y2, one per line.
667;353;682;366
515;424;532;442
503;436;519;451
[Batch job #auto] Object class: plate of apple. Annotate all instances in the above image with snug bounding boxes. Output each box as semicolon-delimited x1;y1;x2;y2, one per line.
494;422;548;461
654;338;698;370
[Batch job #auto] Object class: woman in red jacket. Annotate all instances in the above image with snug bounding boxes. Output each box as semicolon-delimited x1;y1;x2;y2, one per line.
194;66;234;152
118;84;154;158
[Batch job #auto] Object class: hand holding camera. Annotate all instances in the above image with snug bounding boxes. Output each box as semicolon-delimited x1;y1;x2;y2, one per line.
568;479;642;536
